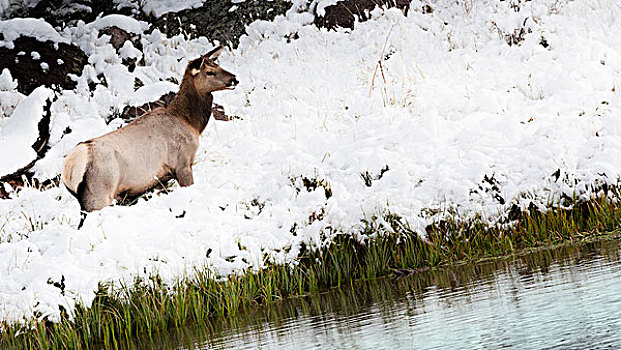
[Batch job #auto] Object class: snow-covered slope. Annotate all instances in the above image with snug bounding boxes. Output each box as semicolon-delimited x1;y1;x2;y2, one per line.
2;0;621;323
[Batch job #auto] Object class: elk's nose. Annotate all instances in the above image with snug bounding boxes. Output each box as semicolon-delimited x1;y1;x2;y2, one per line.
227;78;239;87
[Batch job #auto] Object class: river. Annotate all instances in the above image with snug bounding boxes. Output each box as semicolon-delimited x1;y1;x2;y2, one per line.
138;238;621;349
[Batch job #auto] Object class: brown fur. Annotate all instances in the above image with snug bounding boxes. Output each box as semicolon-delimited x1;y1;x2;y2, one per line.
62;47;237;225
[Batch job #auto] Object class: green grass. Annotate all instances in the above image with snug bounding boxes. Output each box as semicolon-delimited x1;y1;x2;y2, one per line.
1;195;621;349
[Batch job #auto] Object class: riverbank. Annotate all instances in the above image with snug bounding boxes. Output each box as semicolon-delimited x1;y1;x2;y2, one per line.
2;194;620;349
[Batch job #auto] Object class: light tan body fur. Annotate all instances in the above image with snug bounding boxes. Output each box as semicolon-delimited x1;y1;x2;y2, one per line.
62;47;237;226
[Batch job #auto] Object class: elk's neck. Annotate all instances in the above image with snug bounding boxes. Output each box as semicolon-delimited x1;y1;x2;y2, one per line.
169;79;213;134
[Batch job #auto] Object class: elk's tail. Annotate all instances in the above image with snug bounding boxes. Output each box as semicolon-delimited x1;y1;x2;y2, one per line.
61;143;90;198
62;143;91;229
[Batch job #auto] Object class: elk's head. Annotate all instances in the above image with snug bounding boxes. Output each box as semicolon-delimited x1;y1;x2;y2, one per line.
187;46;238;96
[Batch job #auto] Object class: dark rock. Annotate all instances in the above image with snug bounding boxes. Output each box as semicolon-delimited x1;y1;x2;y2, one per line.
151;0;291;48
99;26;136;50
3;0;144;28
98;26;144;71
315;0;411;30
212;103;238;121
32;98;52;158
22;0;117;27
0;36;88;95
133;77;144;90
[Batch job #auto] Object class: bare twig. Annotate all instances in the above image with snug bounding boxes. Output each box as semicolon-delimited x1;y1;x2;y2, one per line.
369;25;395;106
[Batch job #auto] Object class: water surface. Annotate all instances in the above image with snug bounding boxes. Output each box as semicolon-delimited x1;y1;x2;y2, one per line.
141;238;621;349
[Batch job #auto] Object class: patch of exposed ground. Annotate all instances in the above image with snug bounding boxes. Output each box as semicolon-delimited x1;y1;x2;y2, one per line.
315;0;412;30
0;36;88;95
151;0;291;47
3;0;120;26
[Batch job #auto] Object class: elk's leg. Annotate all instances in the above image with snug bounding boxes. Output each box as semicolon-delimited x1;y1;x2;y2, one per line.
75;167;115;229
80;186;115;210
78;211;87;230
176;167;194;187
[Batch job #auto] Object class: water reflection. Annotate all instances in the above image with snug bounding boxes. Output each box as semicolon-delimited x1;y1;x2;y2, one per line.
132;239;621;350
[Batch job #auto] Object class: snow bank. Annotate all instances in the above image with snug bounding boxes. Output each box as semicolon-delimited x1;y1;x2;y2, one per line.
0;69;24;119
0;68;16;90
313;0;339;16
138;0;205;17
128;81;178;106
0;18;68;48
2;0;621;324
84;14;149;34
0;86;52;177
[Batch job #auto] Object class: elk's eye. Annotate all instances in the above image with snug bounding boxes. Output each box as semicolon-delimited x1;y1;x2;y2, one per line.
206;71;216;76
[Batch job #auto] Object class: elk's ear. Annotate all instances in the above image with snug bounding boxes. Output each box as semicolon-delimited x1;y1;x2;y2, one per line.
188;57;202;76
205;46;224;60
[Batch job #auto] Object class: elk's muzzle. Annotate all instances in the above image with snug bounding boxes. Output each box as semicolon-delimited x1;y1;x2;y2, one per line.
226;77;239;90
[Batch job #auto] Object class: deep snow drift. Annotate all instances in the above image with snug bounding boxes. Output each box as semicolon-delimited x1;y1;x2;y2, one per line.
1;0;621;324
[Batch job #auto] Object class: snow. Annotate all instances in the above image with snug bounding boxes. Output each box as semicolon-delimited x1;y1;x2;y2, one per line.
0;86;52;177
2;0;621;325
128;81;178;106
119;40;142;61
0;18;68;48
0;68;17;90
313;0;339;16
113;0;206;17
139;0;205;17
84;14;149;34
0;69;23;119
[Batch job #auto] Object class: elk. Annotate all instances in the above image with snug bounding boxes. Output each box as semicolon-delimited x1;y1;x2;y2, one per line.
62;46;237;228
